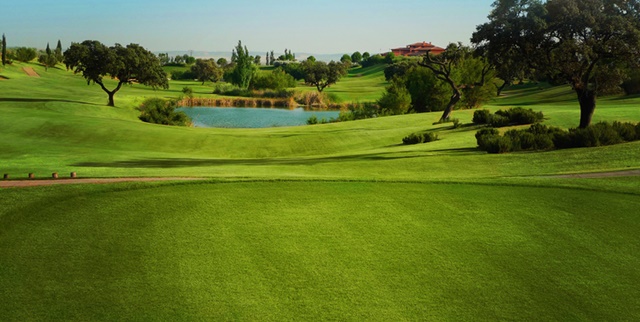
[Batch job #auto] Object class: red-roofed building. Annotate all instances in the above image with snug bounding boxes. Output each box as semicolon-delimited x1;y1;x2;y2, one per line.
390;41;445;57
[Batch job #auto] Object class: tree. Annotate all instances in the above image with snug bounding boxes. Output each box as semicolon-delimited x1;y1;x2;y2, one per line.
38;44;57;71
351;51;362;64
54;40;64;63
306;56;316;63
254;55;261;65
418;43;493;121
64;41;168;106
474;0;640;128
472;0;545;96
269;51;275;65
2;34;6;66
228;40;255;89
378;79;411;115
191;58;222;84
265;52;270;66
340;54;352;64
362;52;370;61
158;53;170;66
543;0;640;128
216;57;228;67
14;47;37;62
301;60;348;92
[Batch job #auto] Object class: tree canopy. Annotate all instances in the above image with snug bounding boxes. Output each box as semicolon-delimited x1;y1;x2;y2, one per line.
301;60;348;92
418;43;493;121
64;40;168;106
191;58;222;84
473;0;640;127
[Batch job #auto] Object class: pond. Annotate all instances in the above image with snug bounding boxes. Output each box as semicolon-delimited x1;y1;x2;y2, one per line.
177;107;340;128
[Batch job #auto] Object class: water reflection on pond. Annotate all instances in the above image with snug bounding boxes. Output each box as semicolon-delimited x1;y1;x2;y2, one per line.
177;107;340;128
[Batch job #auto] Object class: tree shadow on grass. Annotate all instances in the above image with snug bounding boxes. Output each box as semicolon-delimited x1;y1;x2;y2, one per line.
0;98;96;105
73;152;429;169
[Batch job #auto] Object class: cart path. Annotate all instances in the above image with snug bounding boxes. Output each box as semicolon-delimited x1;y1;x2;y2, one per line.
22;67;40;77
1;177;208;188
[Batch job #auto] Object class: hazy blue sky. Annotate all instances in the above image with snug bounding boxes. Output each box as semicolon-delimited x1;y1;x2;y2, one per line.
3;0;495;55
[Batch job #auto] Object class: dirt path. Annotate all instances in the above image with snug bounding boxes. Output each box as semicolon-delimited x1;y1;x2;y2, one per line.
1;177;207;188
22;67;40;77
550;169;640;179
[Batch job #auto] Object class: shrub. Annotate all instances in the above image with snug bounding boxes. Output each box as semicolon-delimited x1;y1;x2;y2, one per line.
171;70;196;80
402;132;438;145
612;121;637;141
307;115;318;125
138;98;190;126
337;102;379;121
378;80;411;115
488;114;510;127
182;87;193;98
250;69;297;90
495;107;544;125
402;133;423;145
423;132;438;142
475;128;500;150
484;136;512;154
473;109;491;125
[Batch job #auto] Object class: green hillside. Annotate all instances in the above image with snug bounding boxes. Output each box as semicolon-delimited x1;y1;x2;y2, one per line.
1;61;639;320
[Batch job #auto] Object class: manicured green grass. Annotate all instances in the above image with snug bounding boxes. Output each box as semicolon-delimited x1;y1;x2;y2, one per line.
1;181;639;320
1;60;640;320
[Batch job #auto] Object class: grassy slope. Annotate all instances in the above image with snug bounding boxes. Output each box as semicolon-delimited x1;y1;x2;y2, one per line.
1;181;639;320
1;61;640;320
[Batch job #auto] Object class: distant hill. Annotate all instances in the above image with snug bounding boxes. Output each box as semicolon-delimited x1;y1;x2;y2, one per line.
156;51;347;63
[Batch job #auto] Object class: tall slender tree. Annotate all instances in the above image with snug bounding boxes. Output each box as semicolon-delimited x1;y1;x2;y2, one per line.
55;40;63;63
228;40;255;89
2;34;6;66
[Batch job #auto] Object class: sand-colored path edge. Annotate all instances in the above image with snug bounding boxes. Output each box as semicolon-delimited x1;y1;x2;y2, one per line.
22;67;40;77
1;177;207;188
548;169;640;179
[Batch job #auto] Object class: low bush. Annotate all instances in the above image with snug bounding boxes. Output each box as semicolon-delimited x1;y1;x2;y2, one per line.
138;98;190;126
495;107;544;125
483;135;513;154
171;70;197;81
402;132;438;145
337;102;379;121
488;114;510;127
472;109;491;125
475;128;500;150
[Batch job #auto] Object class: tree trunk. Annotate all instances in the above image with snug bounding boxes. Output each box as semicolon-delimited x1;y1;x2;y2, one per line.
98;80;123;107
496;80;509;96
440;88;461;121
576;88;596;128
107;92;115;107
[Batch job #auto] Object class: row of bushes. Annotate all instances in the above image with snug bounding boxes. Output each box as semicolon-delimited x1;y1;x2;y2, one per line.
473;107;544;127
476;122;640;153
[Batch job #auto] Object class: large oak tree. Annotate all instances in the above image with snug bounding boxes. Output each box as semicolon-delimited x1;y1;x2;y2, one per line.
474;0;640;128
64;40;168;106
